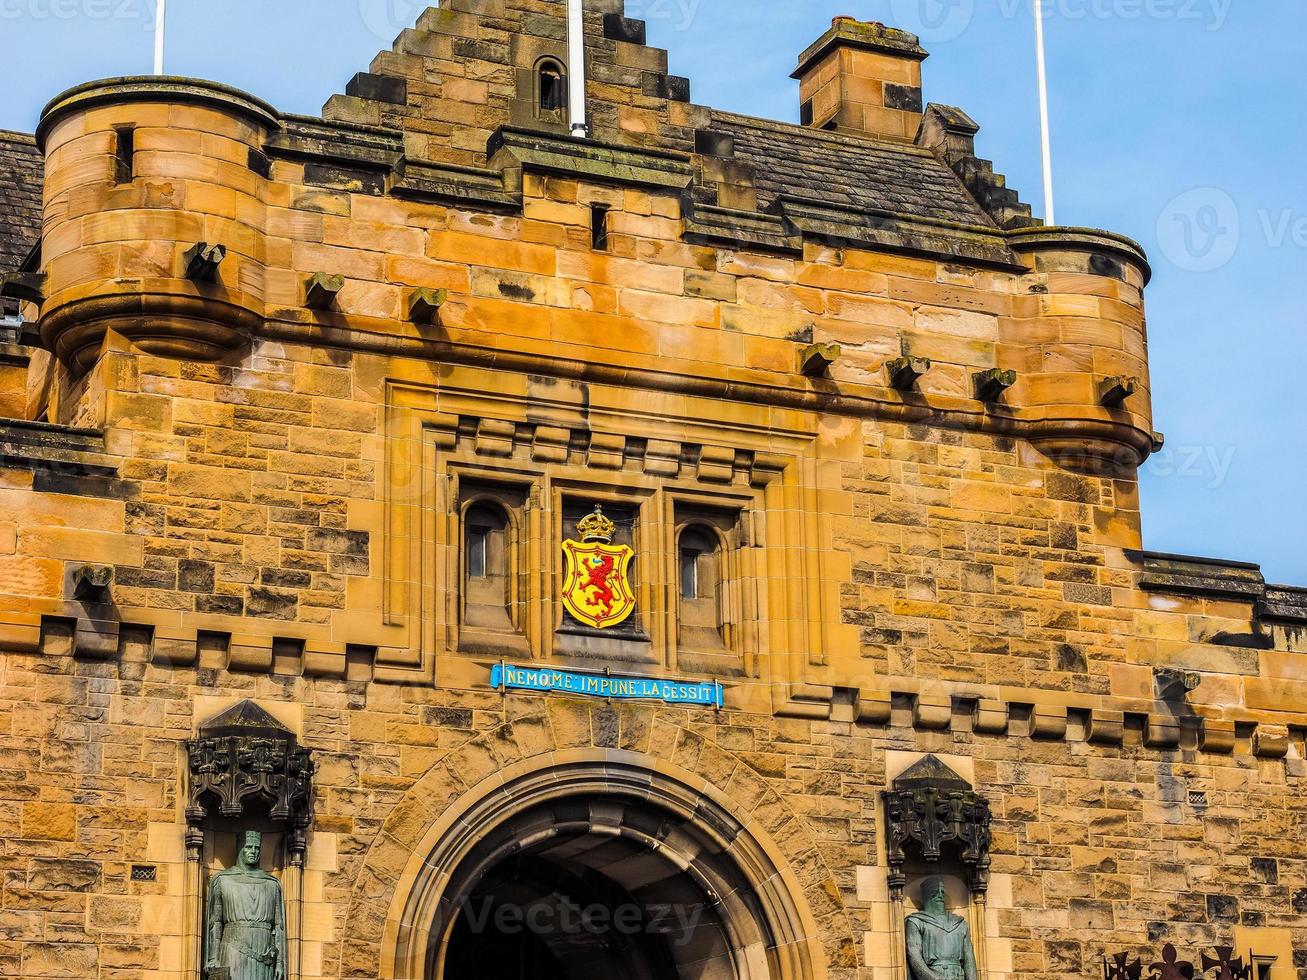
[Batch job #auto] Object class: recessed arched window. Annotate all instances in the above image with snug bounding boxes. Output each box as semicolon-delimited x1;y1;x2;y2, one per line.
680;527;716;601
463;501;512;632
537;59;566;115
678;525;724;648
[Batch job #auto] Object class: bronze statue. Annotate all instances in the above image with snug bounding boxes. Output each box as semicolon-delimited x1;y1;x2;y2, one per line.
905;877;979;980
204;832;287;980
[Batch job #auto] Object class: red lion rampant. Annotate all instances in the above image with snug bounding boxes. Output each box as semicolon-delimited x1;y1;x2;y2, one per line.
581;554;617;619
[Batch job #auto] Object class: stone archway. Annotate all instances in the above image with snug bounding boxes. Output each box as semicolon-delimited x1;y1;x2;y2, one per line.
337;715;850;980
422;762;785;980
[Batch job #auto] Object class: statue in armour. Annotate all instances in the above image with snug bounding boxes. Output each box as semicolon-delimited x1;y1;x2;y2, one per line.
905;877;979;980
204;832;287;980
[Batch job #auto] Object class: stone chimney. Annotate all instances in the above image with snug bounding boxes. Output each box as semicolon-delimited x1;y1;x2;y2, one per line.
792;16;928;142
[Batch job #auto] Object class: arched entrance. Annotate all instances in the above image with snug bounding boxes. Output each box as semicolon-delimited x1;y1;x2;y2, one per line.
435;792;752;979
441;852;682;979
387;758;824;980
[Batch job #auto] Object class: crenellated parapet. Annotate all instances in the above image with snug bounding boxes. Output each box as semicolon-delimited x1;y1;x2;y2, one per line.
24;76;1160;483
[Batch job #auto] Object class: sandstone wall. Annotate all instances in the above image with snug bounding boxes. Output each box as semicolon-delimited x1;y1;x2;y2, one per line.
0;3;1304;979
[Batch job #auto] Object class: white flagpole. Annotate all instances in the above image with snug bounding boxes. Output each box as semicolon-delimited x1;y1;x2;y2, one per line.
153;0;167;75
1033;0;1056;225
567;0;588;138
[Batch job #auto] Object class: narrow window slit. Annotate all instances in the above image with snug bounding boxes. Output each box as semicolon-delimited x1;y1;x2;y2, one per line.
591;204;610;251
680;548;699;600
468;528;488;579
114;126;135;184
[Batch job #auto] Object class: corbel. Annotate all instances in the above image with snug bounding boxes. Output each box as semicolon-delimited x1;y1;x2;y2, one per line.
857;691;892;725
183;242;226;282
1253;724;1290;759
74;618;120;661
1155;666;1200;703
409;287;447;324
1030;704;1068;740
975;368;1017;401
1198;718;1236;754
779;684;834;720
588;432;626;470
913;694;952;731
972;699;1009;734
798;342;840;377
1087;708;1125;745
424;412;460;451
531;426;571;464
0;271;45;304
643;440;681;478
0;613;43;654
71;564;113;603
474;419;516;458
305;272;345;310
150;627;199;667
748;452;787;488
303;641;349;679
887;355;931;390
1099;375;1139;407
1143;713;1182;749
697;445;736;483
227;634;275;673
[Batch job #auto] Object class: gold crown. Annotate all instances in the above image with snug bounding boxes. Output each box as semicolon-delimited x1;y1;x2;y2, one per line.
576;505;616;543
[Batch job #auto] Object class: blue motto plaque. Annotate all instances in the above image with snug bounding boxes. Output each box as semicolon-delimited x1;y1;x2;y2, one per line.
492;663;724;709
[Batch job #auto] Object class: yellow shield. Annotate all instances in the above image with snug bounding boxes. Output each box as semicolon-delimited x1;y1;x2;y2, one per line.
561;539;636;629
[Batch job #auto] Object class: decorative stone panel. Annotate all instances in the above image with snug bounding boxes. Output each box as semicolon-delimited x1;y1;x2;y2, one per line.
380;366;860;703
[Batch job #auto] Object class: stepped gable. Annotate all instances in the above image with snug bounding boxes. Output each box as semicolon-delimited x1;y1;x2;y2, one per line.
917;103;1040;230
321;0;700;165
0;8;1036;272
318;1;1029;261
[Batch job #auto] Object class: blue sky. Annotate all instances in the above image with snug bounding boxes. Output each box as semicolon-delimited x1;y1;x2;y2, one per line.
4;0;1304;583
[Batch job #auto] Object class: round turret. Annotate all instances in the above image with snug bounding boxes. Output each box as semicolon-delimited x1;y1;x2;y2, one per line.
36;77;275;371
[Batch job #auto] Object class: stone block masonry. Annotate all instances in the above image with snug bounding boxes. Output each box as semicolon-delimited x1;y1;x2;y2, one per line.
0;2;1303;979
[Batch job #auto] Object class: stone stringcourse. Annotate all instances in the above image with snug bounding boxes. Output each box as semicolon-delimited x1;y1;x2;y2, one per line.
1;581;1303;761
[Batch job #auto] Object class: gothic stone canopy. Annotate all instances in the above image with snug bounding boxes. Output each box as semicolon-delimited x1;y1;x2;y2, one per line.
883;755;993;898
185;700;314;861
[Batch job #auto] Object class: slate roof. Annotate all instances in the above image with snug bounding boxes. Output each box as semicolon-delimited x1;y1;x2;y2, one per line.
710;110;997;229
0;130;41;278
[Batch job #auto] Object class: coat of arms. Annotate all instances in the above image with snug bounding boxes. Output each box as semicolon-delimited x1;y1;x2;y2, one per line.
561;505;636;629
